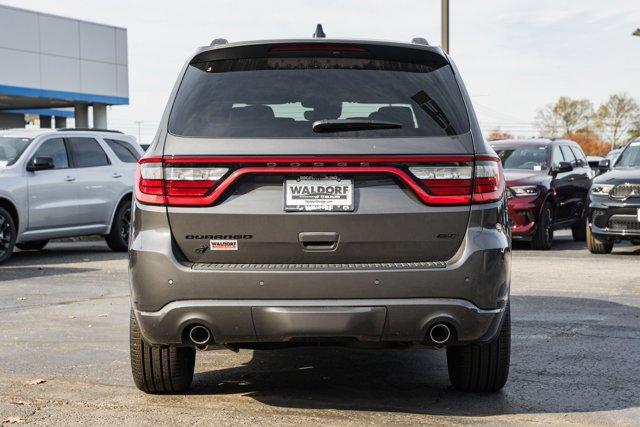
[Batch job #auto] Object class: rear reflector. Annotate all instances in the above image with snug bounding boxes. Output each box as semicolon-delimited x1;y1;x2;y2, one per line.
135;155;504;207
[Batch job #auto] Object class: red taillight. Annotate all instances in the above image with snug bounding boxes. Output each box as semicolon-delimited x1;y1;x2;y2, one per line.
472;157;504;204
408;156;504;205
135;155;504;207
409;165;473;204
135;158;228;206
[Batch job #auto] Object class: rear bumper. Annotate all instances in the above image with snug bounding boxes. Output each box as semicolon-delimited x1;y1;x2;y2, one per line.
129;201;511;346
133;298;505;346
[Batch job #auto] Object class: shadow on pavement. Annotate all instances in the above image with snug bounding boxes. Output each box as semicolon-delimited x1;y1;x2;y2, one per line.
4;243;126;267
513;236;639;254
188;295;640;416
0;266;99;282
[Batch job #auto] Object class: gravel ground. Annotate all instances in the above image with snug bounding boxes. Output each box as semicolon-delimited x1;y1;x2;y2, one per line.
0;232;639;425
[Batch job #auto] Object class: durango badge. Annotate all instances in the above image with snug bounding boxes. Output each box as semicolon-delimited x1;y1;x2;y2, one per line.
210;239;238;251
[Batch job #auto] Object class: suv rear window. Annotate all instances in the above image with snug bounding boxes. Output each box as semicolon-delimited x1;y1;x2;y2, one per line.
67;138;110;168
168;57;470;138
105;139;140;163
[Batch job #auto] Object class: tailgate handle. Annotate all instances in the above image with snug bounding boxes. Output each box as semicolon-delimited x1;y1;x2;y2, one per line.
299;232;339;251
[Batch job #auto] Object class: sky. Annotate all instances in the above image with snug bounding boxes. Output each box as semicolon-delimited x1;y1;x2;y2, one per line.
2;0;639;142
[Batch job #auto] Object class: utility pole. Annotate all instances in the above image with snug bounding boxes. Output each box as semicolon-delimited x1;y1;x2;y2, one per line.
441;0;450;53
134;120;143;142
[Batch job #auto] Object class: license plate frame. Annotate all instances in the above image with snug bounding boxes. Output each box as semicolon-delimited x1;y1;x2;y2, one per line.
284;176;354;212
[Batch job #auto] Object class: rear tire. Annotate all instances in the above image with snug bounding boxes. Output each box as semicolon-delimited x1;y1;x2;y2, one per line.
446;303;510;392
531;203;553;250
0;207;17;264
16;240;49;251
130;310;195;394
586;223;613;254
105;200;131;252
571;218;586;242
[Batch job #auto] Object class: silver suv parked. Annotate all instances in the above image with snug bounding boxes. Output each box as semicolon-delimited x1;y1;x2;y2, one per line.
130;36;511;394
0;128;142;263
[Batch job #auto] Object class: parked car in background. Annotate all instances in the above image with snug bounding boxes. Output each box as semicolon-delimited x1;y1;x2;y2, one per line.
129;36;512;394
492;139;592;249
587;139;640;253
0;128;142;263
587;156;604;174
606;147;622;166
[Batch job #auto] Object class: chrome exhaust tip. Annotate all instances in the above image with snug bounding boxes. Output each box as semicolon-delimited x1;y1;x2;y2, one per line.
188;325;211;346
429;323;451;345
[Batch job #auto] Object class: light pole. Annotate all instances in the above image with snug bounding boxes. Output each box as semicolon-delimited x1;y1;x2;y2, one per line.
441;0;450;53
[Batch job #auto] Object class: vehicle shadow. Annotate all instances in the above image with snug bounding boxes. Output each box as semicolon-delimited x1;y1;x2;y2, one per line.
4;241;126;267
512;234;639;254
187;295;640;416
0;266;98;282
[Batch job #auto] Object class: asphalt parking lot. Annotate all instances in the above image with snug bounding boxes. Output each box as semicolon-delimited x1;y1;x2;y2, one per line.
1;232;639;425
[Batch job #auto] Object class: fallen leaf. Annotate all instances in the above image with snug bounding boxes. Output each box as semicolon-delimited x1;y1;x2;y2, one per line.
26;378;46;385
3;416;25;423
11;400;30;406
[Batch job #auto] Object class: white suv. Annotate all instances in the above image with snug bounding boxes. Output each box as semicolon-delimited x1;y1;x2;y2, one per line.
0;128;142;263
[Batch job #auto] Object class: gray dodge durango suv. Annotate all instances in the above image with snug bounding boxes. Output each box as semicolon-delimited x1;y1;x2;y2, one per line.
0;128;142;263
129;36;512;393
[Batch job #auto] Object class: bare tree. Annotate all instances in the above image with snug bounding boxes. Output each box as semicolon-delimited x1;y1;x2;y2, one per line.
486;129;514;141
628;119;640;141
595;93;640;149
535;97;594;137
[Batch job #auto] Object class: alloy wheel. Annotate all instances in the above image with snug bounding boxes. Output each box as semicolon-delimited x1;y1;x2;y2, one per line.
0;214;13;256
120;207;131;245
544;208;553;246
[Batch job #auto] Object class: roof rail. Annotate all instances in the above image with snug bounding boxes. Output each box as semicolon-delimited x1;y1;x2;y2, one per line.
57;128;123;134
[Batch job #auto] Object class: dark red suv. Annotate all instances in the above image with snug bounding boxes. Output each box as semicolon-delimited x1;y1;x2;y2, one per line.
492;139;593;249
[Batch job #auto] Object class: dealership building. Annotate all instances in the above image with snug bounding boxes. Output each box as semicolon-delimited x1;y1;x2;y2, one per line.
0;4;128;129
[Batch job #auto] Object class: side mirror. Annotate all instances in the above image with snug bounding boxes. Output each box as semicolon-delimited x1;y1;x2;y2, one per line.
27;156;55;172
553;161;573;174
598;159;611;174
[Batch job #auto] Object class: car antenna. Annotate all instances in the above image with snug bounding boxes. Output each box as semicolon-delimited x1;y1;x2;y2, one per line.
313;24;326;38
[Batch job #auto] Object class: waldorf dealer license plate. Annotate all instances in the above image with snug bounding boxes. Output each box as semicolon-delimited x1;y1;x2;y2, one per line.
284;176;354;212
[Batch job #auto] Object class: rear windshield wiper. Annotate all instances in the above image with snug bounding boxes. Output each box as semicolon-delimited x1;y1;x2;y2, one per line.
411;90;458;136
312;119;402;133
